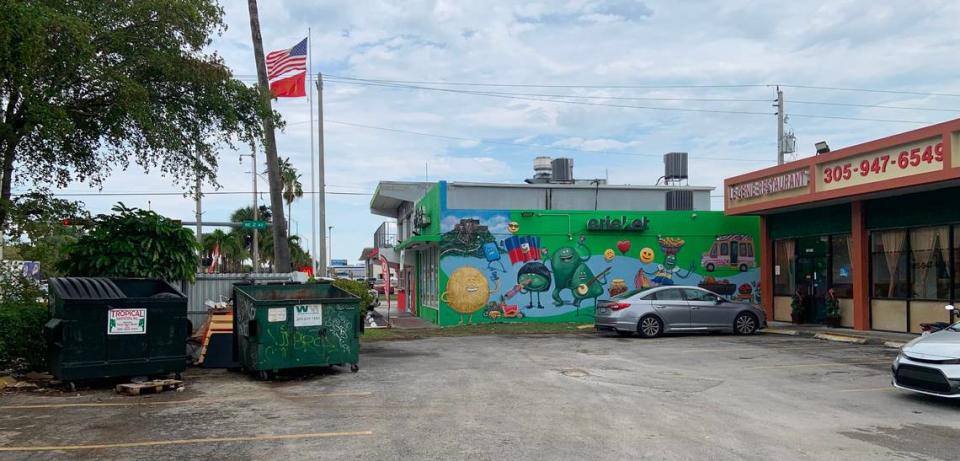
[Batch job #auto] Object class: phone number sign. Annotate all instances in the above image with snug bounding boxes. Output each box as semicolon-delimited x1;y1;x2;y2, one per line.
817;137;945;192
108;308;147;335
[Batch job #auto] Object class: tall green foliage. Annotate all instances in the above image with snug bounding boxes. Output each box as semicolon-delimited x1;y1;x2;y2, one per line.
0;271;47;370
58;204;200;281
0;0;270;229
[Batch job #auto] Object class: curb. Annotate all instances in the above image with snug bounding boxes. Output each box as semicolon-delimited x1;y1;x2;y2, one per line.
763;328;799;336
763;326;915;346
813;333;868;344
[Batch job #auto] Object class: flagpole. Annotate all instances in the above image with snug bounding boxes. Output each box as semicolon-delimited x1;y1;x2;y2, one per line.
308;27;318;275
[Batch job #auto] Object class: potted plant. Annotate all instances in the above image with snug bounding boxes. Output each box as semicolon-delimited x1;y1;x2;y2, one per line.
790;289;805;324
824;288;841;327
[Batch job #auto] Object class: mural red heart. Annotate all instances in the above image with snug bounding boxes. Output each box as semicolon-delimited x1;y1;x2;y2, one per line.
616;240;631;255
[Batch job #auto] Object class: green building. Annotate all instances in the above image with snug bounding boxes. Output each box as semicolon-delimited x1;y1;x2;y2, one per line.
370;178;760;327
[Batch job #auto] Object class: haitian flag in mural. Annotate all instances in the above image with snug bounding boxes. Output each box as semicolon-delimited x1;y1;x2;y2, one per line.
503;236;541;264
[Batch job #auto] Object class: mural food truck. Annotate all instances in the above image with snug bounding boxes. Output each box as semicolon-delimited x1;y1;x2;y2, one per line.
701;234;755;272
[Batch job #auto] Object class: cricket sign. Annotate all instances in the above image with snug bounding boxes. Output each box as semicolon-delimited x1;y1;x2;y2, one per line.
108;308;147;335
293;304;323;327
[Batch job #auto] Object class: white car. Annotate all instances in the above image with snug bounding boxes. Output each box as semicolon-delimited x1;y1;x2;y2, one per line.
892;307;960;398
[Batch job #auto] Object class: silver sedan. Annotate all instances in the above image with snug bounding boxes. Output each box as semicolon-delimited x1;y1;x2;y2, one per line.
892;321;960;398
595;286;767;338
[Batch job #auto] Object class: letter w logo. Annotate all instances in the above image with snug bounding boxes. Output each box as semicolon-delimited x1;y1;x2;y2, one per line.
296;306;309;313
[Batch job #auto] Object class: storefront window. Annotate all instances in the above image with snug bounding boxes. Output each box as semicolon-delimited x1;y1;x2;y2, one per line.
871;230;909;298
774;239;795;296
910;226;950;300
419;246;439;307
830;234;853;298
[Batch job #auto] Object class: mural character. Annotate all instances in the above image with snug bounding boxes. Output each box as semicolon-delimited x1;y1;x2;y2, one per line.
647;236;694;286
549;236;608;310
517;261;552;309
573;265;611;310
549;237;590;306
442;267;492;325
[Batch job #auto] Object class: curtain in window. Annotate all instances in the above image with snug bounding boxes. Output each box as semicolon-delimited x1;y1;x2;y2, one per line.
910;226;947;299
782;239;796;281
880;230;907;297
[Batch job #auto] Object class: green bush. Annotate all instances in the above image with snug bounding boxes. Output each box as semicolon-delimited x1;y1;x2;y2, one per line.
0;274;48;371
331;278;372;316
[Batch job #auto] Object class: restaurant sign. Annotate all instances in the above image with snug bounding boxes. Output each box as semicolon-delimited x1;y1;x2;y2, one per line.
728;169;809;203
817;137;945;192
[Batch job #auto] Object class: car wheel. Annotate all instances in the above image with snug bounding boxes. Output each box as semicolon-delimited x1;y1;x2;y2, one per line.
637;316;663;338
734;312;758;335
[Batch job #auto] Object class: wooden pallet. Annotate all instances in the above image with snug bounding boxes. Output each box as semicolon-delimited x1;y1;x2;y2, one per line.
115;379;183;396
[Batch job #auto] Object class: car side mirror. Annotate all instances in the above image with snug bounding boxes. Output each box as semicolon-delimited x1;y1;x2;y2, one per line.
715;296;724;305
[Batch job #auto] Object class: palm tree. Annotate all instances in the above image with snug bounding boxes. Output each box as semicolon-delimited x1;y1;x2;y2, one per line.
202;229;248;272
261;232;311;271
278;157;303;228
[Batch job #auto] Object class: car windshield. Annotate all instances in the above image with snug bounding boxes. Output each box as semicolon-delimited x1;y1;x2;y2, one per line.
947;322;960;332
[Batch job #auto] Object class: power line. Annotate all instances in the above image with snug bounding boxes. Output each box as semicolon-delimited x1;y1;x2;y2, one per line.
789;100;960;113
324;75;960;98
323;78;775;116
779;84;960;98
14;190;372;197
324;78;936;124
284;118;774;164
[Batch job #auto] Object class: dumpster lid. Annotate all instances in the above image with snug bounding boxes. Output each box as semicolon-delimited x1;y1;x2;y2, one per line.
48;277;126;300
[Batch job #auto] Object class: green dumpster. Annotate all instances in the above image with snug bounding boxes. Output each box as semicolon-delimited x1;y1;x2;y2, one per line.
234;282;361;378
45;277;188;383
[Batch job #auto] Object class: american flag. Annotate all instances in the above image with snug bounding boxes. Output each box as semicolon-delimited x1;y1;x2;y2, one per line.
266;38;307;80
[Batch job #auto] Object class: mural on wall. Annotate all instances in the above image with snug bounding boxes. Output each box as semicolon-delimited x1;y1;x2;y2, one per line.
433;210;762;326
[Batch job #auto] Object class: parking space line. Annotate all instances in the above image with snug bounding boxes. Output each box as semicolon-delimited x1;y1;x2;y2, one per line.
835;387;893;393
677;344;870;354
0;431;374;452
744;360;892;370
0;391;371;410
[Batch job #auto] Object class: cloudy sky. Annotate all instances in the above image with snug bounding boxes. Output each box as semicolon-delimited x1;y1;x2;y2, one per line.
33;0;960;265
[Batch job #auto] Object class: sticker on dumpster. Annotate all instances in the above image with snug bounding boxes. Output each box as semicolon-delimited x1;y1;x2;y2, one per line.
293;304;323;327
268;308;287;322
107;308;147;335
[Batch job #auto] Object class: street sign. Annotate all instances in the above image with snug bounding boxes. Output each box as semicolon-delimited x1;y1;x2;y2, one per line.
241;220;269;230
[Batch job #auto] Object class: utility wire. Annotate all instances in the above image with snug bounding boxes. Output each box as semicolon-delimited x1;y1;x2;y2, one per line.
321;75;960;98
283;118;773;164
323;78;936;123
323;78;775;116
14;191;373;197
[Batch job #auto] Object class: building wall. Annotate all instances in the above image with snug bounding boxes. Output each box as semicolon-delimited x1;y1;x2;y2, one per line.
445;183;712;212
422;207;760;326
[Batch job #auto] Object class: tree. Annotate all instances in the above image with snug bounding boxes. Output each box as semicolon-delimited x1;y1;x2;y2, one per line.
58;203;200;281
201;229;248;273
0;1;268;230
260;232;311;271
278;157;303;227
5;192;88;277
247;0;291;272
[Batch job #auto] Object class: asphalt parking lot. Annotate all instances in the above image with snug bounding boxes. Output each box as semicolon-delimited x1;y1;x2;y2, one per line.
1;332;958;460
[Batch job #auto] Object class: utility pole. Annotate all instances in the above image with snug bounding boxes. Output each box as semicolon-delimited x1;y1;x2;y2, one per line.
328;225;334;274
776;86;785;165
316;73;327;278
308;28;318;277
246;0;291;272
250;143;260;272
195;165;202;240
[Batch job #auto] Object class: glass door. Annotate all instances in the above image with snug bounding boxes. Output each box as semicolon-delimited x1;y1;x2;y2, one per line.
796;236;829;323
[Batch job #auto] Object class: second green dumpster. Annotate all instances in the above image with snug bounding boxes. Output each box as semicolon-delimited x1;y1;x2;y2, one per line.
234;282;361;379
